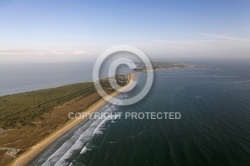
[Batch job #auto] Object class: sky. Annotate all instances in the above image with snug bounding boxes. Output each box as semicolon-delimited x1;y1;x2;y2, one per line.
0;0;250;62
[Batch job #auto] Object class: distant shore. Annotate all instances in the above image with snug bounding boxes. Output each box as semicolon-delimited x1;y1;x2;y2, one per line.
11;73;135;166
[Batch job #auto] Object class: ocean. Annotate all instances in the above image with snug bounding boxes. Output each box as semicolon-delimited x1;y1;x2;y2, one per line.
0;61;94;96
27;60;250;166
0;60;131;96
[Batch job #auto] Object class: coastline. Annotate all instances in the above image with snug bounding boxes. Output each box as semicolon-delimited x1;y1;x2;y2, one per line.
11;73;135;166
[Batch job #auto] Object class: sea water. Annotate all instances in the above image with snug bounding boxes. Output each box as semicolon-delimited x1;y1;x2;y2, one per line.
31;60;250;166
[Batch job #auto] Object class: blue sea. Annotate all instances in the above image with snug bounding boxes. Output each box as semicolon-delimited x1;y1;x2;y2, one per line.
0;61;250;166
24;59;250;166
0;61;94;96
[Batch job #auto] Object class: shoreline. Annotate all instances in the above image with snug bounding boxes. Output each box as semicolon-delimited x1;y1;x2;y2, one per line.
11;73;135;166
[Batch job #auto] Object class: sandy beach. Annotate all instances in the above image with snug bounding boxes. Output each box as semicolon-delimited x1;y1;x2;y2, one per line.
11;73;135;166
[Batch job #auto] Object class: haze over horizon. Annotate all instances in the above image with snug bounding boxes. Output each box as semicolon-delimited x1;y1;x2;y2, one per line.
0;0;249;62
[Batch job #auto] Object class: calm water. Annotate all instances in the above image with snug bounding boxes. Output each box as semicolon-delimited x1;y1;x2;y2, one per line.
0;60;131;96
31;61;250;166
0;61;94;96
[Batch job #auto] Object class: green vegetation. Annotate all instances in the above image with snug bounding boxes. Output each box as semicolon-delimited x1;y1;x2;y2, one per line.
134;62;192;72
0;82;92;128
0;74;129;128
0;80;114;128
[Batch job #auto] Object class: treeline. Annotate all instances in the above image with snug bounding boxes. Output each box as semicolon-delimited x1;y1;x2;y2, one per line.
0;81;113;128
0;74;129;128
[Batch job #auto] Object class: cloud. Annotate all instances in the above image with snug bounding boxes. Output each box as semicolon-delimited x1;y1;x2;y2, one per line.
151;39;216;45
0;49;88;63
0;49;86;55
198;33;240;41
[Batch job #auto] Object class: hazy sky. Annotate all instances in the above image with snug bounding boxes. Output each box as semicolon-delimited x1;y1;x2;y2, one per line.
0;0;249;62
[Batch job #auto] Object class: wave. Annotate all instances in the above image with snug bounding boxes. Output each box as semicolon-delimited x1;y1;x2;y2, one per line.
39;97;123;166
40;119;97;166
231;80;250;84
